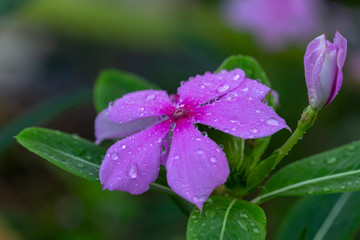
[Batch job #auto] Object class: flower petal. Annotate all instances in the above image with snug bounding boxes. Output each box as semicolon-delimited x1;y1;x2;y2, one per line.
325;31;347;107
196;96;289;139
100;120;171;194
95;109;159;144
177;69;245;105
166;119;229;210
230;78;270;101
108;90;173;124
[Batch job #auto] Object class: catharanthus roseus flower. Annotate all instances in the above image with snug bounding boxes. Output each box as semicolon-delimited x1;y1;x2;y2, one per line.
304;32;347;110
95;69;288;209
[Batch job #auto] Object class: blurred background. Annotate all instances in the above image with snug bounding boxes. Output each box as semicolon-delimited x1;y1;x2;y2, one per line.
0;0;360;239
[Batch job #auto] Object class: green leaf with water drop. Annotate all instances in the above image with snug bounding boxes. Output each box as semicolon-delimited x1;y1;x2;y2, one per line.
16;127;106;180
187;196;266;240
16;127;175;195
94;69;158;113
252;140;360;204
277;192;360;240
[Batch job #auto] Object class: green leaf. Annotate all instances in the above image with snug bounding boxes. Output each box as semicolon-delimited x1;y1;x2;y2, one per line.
277;192;360;240
16;127;175;194
94;69;157;113
0;88;92;153
187;196;266;240
245;153;279;191
252;140;360;204
215;55;273;191
16;127;105;180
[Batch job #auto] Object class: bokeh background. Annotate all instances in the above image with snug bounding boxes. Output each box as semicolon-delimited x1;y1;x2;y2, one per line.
1;0;360;239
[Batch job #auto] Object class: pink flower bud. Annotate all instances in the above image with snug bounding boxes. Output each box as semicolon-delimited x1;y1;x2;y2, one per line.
304;32;347;110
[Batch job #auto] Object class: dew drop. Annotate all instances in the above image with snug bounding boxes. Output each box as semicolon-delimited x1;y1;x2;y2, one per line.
174;155;180;160
323;187;330;192
197;149;204;154
161;146;166;156
121;144;126;149
266;118;279;126
111;153;119;160
210;157;217;163
126;163;139;179
219;144;224;150
326;157;336;164
240;87;248;92
252;228;260;234
251;128;258;133
255;110;260;113
205;209;216;218
225;92;238;101
195;137;201;141
233;75;240;81
201;131;208;137
239;213;248;219
217;84;230;93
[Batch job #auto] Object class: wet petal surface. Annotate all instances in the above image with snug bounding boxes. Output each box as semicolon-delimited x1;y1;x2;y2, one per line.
196;95;289;139
108;90;173;124
100;120;171;194
166;119;229;210
177;69;245;105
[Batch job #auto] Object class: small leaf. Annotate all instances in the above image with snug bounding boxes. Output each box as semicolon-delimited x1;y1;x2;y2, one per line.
253;140;360;204
187;196;266;240
16;127;105;180
277;192;360;240
94;69;157;112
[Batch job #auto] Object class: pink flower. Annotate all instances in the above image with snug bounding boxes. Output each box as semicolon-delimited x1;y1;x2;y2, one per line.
304;32;347;110
223;0;322;50
95;69;288;209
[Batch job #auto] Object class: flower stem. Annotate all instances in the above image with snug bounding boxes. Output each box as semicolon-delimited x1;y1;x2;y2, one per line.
274;106;318;165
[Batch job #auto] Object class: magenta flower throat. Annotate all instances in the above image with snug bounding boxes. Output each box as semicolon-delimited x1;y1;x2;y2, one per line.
95;69;288;209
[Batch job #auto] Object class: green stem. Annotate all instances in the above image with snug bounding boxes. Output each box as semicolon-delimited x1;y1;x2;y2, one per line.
274;106;318;166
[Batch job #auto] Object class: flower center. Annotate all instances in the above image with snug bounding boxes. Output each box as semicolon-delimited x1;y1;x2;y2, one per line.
173;108;188;119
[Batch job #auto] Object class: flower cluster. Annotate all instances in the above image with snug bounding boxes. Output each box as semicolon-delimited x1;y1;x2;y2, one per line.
95;69;288;209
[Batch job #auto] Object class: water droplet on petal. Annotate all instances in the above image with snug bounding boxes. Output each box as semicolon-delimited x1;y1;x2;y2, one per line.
174;155;180;160
195;137;201;141
240;87;248;92
266;118;279;126
251;128;258;133
219;144;224;150
201;131;208;137
197;149;204;154
255;110;260;113
126;163;139;179
233;75;240;81
121;144;126;149
210;157;217;163
193;195;207;203
180;81;186;85
111;153;118;160
217;84;230;93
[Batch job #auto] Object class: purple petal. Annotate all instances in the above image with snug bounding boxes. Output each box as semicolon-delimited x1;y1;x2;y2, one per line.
177;69;245;105
166;119;230;210
100;120;172;194
304;34;328;109
108;90;173;124
196;96;289;139
95;109;159;144
325;31;347;107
